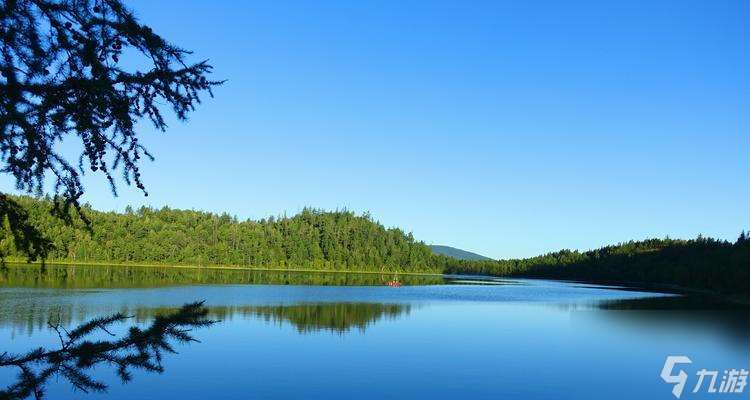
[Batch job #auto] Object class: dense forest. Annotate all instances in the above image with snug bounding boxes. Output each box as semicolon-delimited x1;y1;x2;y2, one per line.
1;195;748;297
444;236;750;297
0;195;454;272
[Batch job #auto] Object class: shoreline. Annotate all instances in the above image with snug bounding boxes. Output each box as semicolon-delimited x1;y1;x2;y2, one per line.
4;260;746;304
2;259;444;277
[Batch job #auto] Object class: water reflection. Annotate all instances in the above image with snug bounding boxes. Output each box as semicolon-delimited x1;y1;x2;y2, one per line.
597;294;750;310
0;264;446;288
0;302;214;400
592;295;750;345
130;303;412;334
217;303;410;334
0;298;412;336
1;271;748;400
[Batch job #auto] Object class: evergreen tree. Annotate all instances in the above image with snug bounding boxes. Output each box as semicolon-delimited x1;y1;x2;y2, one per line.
0;301;214;400
737;230;747;245
2;195;748;296
1;0;220;258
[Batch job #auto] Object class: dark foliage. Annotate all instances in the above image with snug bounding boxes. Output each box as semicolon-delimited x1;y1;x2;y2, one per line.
445;235;750;297
0;301;214;400
2;195;442;272
2;195;748;297
0;194;51;263
1;0;221;260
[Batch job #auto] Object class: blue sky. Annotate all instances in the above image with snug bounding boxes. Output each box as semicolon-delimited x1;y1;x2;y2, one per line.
3;0;749;258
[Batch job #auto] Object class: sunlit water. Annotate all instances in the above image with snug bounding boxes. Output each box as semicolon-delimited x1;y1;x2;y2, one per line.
0;265;748;400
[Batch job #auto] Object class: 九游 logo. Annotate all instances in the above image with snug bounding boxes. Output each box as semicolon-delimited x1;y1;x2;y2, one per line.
660;356;748;398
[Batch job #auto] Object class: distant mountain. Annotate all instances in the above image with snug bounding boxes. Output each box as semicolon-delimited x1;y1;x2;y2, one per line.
429;245;492;261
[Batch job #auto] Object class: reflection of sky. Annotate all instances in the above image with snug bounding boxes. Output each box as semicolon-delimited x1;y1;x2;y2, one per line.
1;281;747;400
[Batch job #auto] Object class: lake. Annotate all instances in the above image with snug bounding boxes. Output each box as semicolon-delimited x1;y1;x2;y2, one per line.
1;265;748;399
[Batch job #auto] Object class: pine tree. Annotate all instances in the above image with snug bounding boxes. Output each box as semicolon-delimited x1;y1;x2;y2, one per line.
0;302;214;400
1;0;221;260
738;230;748;245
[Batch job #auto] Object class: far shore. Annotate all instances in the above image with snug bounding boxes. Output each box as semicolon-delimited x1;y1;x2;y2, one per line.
5;260;748;305
2;259;444;277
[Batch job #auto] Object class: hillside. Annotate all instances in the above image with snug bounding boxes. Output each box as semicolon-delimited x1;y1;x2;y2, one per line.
0;195;453;273
444;237;750;297
429;245;491;261
2;195;749;297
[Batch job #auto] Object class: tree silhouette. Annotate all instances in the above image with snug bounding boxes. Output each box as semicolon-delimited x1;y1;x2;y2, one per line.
0;301;215;400
1;0;221;259
737;230;747;245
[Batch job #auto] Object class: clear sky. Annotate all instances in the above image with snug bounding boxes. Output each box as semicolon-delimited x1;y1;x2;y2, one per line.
3;0;749;259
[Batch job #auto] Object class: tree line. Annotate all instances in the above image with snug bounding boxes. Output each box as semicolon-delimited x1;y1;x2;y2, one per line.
0;195;449;272
2;195;748;296
445;235;750;296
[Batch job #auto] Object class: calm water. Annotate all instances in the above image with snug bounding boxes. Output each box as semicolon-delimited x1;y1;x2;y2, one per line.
1;265;748;400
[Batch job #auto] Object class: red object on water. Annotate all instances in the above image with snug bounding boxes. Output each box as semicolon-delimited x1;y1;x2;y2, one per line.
386;281;402;287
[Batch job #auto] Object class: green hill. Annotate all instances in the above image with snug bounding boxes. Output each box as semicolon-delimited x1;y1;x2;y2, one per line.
444;237;750;297
429;245;491;261
0;195;450;273
2;194;749;298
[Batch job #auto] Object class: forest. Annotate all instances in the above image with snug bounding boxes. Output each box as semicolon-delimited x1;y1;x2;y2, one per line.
0;195;450;272
444;235;750;297
1;195;748;297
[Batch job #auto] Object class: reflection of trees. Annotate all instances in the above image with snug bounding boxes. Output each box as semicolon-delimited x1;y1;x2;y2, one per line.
240;303;411;334
593;296;750;344
0;264;444;289
127;303;412;335
0;302;214;400
597;295;748;311
0;302;411;336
